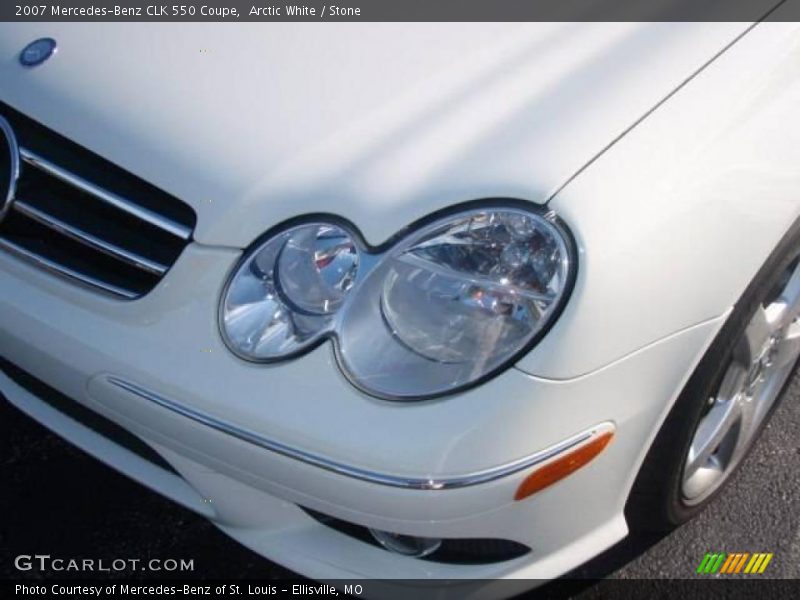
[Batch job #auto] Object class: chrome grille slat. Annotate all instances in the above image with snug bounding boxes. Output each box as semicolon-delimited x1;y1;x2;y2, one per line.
0;237;139;299
12;199;168;275
19;148;191;240
0;105;196;299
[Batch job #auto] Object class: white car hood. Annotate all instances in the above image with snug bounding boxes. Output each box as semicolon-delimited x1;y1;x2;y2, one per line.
0;22;750;247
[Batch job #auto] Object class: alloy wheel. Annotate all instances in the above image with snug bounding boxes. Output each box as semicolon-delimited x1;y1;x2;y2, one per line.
681;261;800;505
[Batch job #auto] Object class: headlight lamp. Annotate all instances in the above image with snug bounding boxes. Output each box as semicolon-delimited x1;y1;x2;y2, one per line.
220;223;359;359
220;204;575;400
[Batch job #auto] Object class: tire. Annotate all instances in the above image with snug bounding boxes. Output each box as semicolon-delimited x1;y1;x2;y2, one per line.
626;216;800;532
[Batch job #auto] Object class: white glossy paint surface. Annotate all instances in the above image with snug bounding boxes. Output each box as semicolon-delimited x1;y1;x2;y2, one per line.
0;245;724;577
0;22;746;249
520;19;800;376
3;17;800;587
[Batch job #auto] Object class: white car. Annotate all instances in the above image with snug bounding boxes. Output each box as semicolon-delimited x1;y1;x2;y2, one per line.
2;18;800;593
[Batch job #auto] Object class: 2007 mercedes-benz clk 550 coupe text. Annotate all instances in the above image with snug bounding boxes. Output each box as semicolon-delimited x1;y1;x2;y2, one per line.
2;16;800;593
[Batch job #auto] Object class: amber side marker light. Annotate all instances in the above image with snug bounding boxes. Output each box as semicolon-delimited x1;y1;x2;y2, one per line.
514;429;615;501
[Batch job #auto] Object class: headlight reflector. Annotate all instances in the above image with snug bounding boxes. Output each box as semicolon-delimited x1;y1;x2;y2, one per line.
277;224;359;315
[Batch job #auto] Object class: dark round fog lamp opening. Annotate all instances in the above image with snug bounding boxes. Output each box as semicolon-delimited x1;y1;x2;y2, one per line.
368;529;442;558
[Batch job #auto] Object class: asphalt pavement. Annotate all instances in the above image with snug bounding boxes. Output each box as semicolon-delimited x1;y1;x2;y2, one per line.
1;371;798;587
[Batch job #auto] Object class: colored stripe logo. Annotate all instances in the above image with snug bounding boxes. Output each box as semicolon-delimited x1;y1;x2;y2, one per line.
696;552;773;574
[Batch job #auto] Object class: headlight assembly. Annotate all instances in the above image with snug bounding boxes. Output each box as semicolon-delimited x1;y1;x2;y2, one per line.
220;223;359;360
220;203;576;400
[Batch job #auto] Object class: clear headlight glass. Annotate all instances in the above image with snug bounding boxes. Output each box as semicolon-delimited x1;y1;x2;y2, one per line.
220;223;359;360
336;209;572;399
220;205;574;400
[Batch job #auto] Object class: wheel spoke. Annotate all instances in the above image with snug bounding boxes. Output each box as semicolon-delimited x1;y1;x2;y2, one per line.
735;391;757;452
778;261;800;316
684;366;744;479
772;323;800;370
682;456;725;501
762;262;800;333
735;306;773;365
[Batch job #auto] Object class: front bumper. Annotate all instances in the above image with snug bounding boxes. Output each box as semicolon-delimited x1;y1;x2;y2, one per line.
0;241;725;582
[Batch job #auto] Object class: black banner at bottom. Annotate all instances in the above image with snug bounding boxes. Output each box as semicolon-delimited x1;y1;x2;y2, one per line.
5;579;800;600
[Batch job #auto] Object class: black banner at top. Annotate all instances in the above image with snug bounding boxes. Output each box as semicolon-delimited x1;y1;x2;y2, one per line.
2;0;800;22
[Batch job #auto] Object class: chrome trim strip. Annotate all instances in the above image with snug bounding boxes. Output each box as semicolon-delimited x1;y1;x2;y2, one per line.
0;115;20;221
19;148;191;240
0;237;138;299
105;375;614;490
12;200;168;275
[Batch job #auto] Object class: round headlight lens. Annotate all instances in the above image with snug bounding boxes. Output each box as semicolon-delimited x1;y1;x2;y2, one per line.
380;212;562;363
336;209;573;399
220;223;359;360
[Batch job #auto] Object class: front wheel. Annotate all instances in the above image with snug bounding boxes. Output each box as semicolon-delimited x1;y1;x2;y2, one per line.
627;222;800;531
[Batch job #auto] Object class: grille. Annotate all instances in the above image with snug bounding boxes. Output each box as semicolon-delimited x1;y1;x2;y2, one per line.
0;102;196;299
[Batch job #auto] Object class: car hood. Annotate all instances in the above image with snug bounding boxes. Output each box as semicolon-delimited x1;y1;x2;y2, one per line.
0;22;750;247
